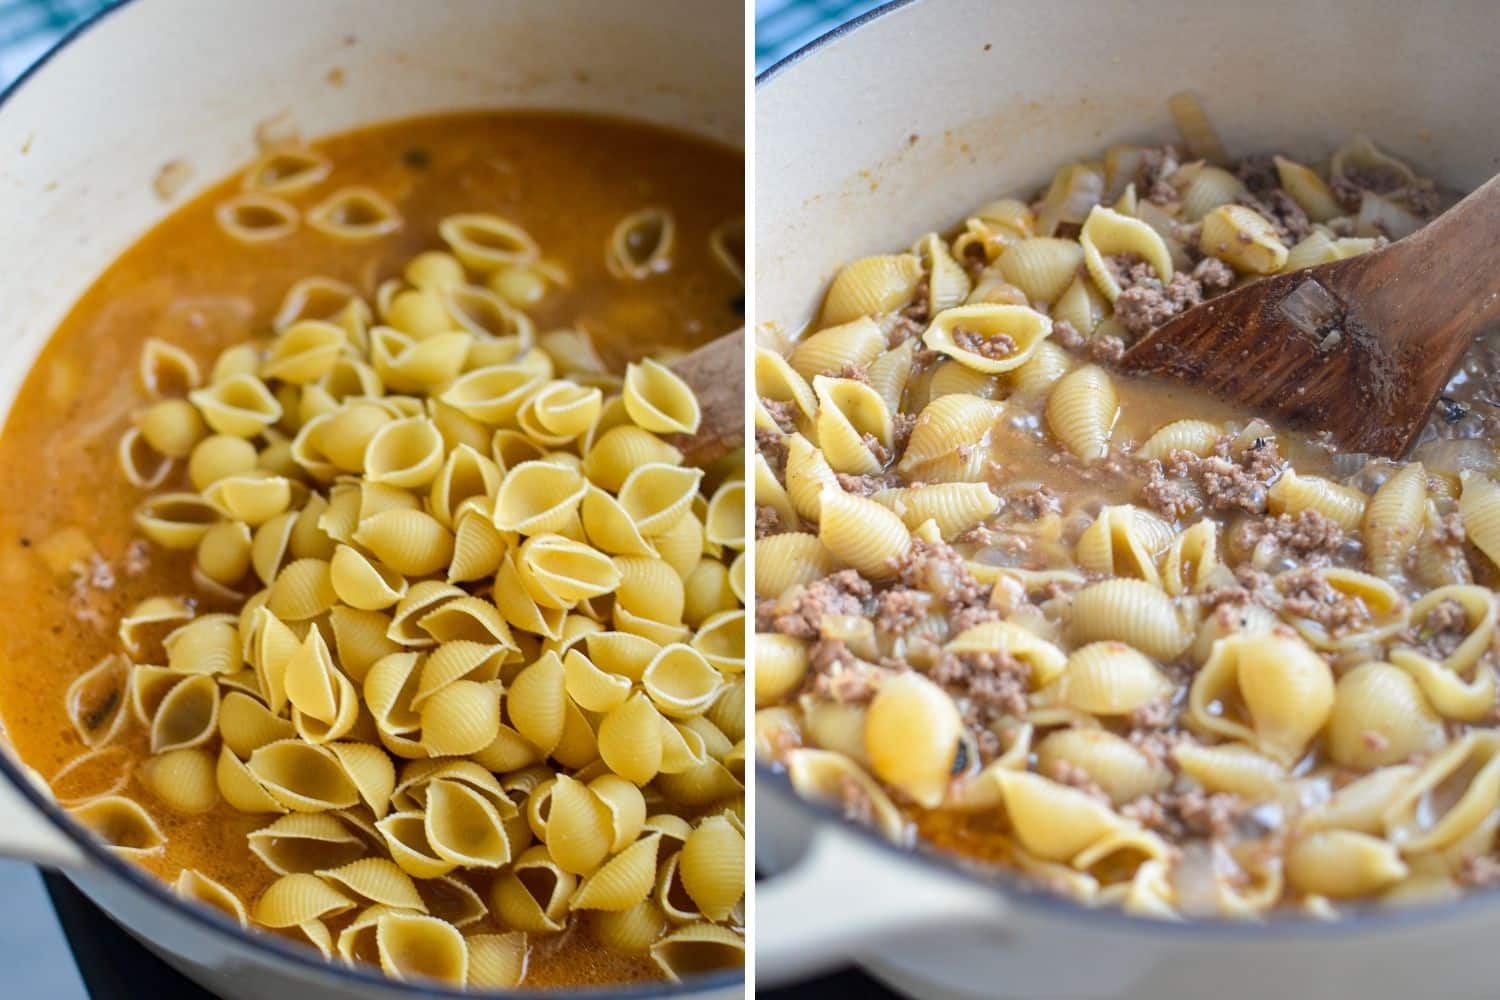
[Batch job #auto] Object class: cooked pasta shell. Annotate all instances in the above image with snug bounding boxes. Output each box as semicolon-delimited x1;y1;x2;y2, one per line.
817;487;911;581
642;644;723;719
1080;206;1174;300
151;674;220;753
1460;470;1500;569
68;795;165;856
216;192;299;243
678;815;744;921
650;922;744;982
353;508;454;577
424;778;510;868
819;253;922;327
135;492;222;549
491;845;576;932
139;337;202;397
1286;830;1408;899
1200;204;1288;274
49;745;131;805
1046;364;1118;462
615;463;704;538
218;690;296;757
570;832;662;912
546;775;614;875
583;425;683;494
623;358;701;435
1268;469;1367;530
996;237;1085;304
189;373;283;438
1075;505;1174;584
864;672;962;809
1050;641;1171;716
922;303;1052;374
789;317;887;381
1188;633;1334;764
304;185;401;240
253;872;356;929
216;745;288;814
1067;578;1188;661
65;654;130;748
1136;419;1223;462
175;869;249;927
492;460;587;535
419;680;501;757
266;558;337;621
592;900;668;954
1172;742;1285;801
1273;155;1342;221
140;747;219;813
1179;165;1246;222
248;739;360;811
1327;661;1444;769
1383;732;1500;853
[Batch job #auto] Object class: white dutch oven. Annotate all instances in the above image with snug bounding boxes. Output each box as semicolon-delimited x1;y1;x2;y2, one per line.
756;1;1500;997
0;0;742;996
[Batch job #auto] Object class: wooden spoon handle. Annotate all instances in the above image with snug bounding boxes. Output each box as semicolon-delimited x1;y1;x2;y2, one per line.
1329;171;1500;359
669;327;745;467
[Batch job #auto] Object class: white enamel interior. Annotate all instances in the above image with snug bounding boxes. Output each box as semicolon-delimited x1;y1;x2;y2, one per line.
0;0;741;996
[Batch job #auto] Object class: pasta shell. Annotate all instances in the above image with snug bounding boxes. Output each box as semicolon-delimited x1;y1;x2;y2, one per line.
818;487;910;580
789;317;887;381
623;358;700;435
1050;641;1171;716
819;254;922;327
68;795;166;855
354;508;454;577
1080;206;1174;300
1067;578;1188;661
1327;661;1444;769
140;748;220;813
922;304;1052;374
1046;364;1118;462
865;672;962;809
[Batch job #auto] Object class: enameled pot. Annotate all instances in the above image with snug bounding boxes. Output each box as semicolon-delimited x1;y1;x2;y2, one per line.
0;1;742;995
755;1;1500;997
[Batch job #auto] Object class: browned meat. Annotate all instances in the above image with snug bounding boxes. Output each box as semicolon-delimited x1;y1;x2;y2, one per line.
874;587;932;635
1140;460;1203;520
761;396;797;434
952;327;1016;360
1278;567;1371;635
766;570;874;639
755;505;785;539
1233;510;1347;563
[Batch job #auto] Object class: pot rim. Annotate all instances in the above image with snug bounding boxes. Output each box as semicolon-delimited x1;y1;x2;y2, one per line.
0;2;741;995
752;0;1500;941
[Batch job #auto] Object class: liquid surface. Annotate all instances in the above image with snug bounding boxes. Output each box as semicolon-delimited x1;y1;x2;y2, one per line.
0;110;742;985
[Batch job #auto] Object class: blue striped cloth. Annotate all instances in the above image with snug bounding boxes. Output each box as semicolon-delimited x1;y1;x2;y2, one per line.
0;0;113;87
755;0;887;73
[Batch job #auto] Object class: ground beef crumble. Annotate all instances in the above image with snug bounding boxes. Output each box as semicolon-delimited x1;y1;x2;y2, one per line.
873;587;931;635
1408;598;1470;660
1277;567;1371;635
897;539;988;608
1138;145;1183;205
861;432;892;467
836;362;871;385
1140;459;1203;520
1086;334;1125;365
1050;318;1086;352
1234;153;1278;194
756;427;788;477
1160;436;1285;515
1006;485;1062;520
1238;189;1311;244
890;411;918;459
1123;789;1246;841
1044;759;1110;803
931;648;1031;758
760;396;797;435
951;327;1016;360
765;569;873;640
1108;254;1227;338
1233;509;1347;564
835;471;901;497
755;505;785;539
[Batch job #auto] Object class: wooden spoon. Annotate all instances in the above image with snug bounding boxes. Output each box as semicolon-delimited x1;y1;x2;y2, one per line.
669;327;745;466
1117;173;1500;457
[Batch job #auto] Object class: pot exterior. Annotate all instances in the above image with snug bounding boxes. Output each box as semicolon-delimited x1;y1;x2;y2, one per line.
0;0;742;995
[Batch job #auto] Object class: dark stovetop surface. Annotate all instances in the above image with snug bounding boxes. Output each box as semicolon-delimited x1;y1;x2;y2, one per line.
44;871;899;999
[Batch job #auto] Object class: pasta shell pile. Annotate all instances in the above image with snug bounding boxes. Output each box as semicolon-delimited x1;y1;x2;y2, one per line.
78;216;746;985
753;128;1500;918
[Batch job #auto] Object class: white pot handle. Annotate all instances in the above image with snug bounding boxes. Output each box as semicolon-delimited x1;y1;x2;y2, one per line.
756;822;1008;987
0;766;90;869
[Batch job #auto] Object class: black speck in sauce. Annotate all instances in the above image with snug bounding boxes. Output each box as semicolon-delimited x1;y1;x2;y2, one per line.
402;148;430;170
730;294;744;316
1440;396;1467;424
